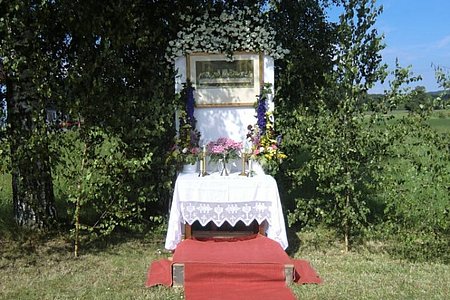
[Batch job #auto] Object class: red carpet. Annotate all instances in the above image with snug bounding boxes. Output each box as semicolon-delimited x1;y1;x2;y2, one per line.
146;235;322;299
173;234;292;264
184;263;295;300
146;259;172;287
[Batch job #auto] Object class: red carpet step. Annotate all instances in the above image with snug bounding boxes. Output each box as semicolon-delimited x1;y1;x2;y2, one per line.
146;234;322;299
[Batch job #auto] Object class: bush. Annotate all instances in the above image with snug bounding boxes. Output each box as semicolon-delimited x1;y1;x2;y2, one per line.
50;128;176;243
377;115;450;262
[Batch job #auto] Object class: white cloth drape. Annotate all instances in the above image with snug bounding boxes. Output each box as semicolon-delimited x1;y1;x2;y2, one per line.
165;172;289;250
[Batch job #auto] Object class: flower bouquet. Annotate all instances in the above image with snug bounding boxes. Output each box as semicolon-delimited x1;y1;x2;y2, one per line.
168;82;202;172
169;127;201;172
206;137;242;175
247;84;286;175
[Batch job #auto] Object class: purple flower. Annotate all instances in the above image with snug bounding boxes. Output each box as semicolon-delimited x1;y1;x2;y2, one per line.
256;94;267;135
186;85;195;127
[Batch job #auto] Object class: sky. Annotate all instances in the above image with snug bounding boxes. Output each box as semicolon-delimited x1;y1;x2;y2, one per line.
366;0;450;93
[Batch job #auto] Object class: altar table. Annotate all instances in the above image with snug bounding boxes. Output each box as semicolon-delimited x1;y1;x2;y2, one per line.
164;172;289;250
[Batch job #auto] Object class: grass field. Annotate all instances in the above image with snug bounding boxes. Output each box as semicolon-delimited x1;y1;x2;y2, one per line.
384;109;450;133
428;110;450;132
0;230;449;300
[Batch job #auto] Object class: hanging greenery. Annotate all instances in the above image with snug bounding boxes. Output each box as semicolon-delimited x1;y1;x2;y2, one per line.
165;5;289;62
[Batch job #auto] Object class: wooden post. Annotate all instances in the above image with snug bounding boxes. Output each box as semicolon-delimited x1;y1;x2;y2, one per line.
184;223;192;239
258;220;267;236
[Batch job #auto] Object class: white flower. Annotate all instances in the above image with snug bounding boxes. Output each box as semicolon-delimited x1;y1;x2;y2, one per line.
166;6;288;62
220;12;228;21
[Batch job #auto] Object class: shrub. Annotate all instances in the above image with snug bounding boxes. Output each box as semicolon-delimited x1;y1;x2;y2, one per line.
378;114;450;262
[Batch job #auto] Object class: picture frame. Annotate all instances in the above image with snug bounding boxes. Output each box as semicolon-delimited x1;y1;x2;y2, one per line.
187;52;263;107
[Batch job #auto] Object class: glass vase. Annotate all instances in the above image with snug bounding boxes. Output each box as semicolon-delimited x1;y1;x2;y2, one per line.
218;158;230;176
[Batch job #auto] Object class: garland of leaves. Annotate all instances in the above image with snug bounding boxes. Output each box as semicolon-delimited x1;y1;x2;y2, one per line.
165;6;289;62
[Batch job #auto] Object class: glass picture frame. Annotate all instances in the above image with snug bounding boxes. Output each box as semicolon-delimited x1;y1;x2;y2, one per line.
187;53;263;107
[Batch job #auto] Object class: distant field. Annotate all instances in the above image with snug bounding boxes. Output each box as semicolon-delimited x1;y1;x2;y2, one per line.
428;110;450;132
373;109;450;133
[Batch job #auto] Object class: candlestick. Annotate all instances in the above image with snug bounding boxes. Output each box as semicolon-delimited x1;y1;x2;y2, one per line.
239;152;247;176
198;158;204;177
200;145;209;177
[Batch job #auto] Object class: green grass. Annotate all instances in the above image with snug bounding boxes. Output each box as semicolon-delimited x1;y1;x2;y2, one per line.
292;248;450;299
0;230;449;300
428;110;450;132
0;173;13;234
0;233;184;300
384;109;450;133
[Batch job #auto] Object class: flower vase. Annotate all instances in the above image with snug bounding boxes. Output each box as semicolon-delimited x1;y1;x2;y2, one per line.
218;159;230;176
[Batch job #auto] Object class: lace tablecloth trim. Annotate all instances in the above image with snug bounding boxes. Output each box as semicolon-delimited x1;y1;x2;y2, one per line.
180;201;272;227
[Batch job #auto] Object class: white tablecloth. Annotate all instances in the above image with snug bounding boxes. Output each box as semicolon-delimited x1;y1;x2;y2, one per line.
164;172;289;250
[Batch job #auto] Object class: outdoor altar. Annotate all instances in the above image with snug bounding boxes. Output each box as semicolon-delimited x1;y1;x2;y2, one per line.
146;5;321;299
164;172;289;251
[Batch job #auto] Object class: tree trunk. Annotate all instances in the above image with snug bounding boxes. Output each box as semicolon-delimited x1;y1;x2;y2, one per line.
6;79;56;228
344;193;350;253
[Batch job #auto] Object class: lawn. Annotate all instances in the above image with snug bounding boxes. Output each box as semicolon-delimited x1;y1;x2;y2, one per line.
0;230;449;300
386;109;450;133
428;110;450;132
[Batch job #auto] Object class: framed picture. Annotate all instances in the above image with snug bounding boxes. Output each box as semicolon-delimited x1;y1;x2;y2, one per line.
187;53;263;107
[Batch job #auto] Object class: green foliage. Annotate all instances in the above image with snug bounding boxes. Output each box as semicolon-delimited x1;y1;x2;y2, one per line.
280;0;387;251
285;103;387;249
404;86;433;112
0;0;63;227
434;65;450;109
37;0;183;247
271;0;335;111
51;128;175;247
166;2;285;60
0;173;13;234
371;59;422;112
378;115;450;262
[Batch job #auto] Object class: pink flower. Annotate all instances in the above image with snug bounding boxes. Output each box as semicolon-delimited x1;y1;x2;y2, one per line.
206;137;242;160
